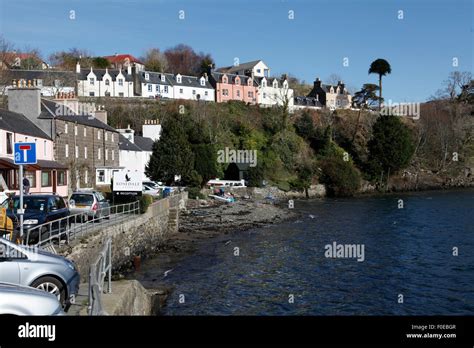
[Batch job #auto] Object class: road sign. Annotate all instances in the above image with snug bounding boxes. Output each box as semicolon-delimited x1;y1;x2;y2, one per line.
14;142;37;165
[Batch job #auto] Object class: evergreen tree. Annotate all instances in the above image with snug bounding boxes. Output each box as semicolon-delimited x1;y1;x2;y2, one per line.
145;115;194;185
367;115;415;176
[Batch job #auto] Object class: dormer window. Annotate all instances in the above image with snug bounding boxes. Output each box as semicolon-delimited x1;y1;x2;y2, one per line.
105;79;110;86
200;77;205;86
235;78;240;85
161;74;166;82
145;73;150;81
262;81;266;88
222;76;228;84
89;78;95;85
273;81;278;88
176;75;182;83
118;78;124;86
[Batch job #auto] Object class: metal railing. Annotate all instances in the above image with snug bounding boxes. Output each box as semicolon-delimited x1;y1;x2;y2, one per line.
17;200;140;247
88;237;112;316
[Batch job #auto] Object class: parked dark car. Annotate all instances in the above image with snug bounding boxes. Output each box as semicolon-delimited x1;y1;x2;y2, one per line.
2;194;70;244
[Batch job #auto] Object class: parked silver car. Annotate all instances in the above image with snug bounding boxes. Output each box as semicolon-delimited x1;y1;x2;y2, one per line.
0;282;64;315
0;237;80;308
69;190;111;220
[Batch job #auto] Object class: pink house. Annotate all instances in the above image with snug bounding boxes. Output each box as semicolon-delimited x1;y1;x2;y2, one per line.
0;109;69;197
209;72;258;104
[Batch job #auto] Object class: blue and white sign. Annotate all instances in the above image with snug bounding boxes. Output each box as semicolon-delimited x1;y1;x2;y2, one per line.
14;142;37;165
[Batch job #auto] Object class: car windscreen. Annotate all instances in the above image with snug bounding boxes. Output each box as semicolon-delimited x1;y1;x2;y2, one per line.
70;194;94;205
10;197;48;211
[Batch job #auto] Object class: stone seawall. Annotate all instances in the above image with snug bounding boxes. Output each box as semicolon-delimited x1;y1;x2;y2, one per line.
61;192;188;280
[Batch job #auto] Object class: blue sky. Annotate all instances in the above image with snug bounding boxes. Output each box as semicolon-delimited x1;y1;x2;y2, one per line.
0;0;472;102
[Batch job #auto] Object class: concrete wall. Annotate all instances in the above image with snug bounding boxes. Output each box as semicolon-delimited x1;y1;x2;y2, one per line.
62;192;188;280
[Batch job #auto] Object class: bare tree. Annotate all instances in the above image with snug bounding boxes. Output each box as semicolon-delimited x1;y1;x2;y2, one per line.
142;48;168;72
326;73;343;86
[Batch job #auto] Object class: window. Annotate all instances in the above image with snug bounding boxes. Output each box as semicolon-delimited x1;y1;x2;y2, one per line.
192;90;196;95
65;144;69;158
98;147;101;160
74;125;78;136
223;77;228;83
57;170;67;186
200;78;205;86
145;73;149;80
118;78;124;86
235;78;240;85
105;79;110;86
25;171;36;188
6;132;12;154
41;171;52;187
273;81;278;88
156;85;160;92
98;131;101;140
262;81;266;87
119;92;124;97
36;79;43;87
236;90;240;97
105;149;108;161
223;89;229;96
105;92;111;97
148;84;152;92
89;92;95;97
89;78;95;85
257;69;261;73
263;92;266;99
205;91;208;96
64;123;68;134
83;127;87;137
248;91;253;98
176;75;182;83
179;88;183;94
84;170;88;184
161;75;166;82
84;146;88;159
97;170;105;183
164;86;168;93
56;197;66;209
75;145;79;158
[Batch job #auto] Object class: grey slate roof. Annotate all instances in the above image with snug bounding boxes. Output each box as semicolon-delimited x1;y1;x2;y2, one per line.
294;96;323;107
40;99;118;132
118;134;142;151
138;71;173;85
7;69;76;86
78;68;133;82
210;72;257;87
169;74;213;89
218;60;263;75
0;109;51;139
134;136;154;152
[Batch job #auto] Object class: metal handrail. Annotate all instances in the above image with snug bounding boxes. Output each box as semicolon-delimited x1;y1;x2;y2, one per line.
15;200;140;247
88;237;112;316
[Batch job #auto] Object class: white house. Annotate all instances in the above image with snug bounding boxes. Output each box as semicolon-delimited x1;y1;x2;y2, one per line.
135;71;174;99
217;60;270;78
170;73;215;102
76;63;134;98
256;76;294;109
117;122;159;181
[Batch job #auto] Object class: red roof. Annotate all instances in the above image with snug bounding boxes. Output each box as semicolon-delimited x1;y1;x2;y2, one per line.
103;54;144;65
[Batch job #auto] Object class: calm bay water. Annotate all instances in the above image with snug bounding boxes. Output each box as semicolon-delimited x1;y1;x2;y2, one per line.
135;189;474;315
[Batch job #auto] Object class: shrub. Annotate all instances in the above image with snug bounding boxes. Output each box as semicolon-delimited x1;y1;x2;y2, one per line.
187;187;205;200
139;194;154;214
320;156;361;197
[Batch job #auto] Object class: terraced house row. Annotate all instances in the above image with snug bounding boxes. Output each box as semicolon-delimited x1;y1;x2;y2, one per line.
1;55;352;111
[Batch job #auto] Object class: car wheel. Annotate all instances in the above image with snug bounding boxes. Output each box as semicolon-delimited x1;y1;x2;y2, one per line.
30;276;66;305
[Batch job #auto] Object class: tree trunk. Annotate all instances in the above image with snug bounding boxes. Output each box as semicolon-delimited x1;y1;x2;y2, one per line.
379;74;383;111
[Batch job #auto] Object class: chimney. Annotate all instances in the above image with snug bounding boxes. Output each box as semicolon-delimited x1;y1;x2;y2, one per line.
76;61;81;73
203;72;208;81
8;87;41;123
314;77;321;88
